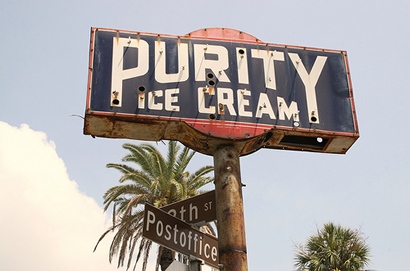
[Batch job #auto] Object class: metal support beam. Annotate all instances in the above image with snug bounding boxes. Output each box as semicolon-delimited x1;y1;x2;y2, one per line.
214;145;248;271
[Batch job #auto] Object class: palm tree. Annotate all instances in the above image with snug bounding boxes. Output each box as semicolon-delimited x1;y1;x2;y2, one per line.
94;141;214;271
294;222;371;271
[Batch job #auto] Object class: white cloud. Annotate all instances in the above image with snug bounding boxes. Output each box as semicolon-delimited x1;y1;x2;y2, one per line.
0;121;216;271
0;121;120;271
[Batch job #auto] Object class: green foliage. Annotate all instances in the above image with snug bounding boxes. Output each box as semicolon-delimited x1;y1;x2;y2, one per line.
94;141;214;271
294;223;371;271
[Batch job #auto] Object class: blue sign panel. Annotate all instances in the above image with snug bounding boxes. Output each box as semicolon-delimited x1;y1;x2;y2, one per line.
84;28;359;155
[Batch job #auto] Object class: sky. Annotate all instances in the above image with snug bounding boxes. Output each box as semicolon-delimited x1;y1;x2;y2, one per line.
1;1;409;270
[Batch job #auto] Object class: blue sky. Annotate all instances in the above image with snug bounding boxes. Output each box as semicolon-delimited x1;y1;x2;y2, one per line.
1;1;409;270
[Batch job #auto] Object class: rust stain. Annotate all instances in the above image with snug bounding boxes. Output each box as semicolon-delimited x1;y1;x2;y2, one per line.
114;30;120;44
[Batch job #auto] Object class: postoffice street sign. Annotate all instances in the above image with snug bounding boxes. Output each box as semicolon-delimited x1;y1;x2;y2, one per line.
84;27;359;155
143;204;219;269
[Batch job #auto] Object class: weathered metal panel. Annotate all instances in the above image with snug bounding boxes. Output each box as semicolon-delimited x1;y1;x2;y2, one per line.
84;27;359;155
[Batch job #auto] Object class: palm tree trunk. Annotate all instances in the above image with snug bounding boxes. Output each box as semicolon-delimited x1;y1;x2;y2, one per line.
159;247;174;271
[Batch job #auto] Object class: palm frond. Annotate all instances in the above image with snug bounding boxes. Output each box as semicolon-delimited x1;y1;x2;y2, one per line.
166;141;179;181
168;178;186;203
106;163;137;176
174;146;195;174
103;184;148;212
186;166;214;192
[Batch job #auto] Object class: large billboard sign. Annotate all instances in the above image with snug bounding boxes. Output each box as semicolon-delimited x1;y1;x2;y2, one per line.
84;27;359;155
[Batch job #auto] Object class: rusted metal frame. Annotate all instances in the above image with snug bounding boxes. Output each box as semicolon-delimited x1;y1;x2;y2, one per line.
342;51;360;134
86;28;96;109
85;110;359;139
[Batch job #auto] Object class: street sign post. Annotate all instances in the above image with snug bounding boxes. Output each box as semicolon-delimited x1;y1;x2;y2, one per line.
84;27;359;156
161;190;216;224
143;204;219;269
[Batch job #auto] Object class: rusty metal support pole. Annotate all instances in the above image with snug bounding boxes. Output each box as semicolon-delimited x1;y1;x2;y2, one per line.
213;145;248;271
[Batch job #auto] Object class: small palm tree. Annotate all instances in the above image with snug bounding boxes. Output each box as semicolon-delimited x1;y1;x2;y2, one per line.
294;222;371;271
94;141;214;271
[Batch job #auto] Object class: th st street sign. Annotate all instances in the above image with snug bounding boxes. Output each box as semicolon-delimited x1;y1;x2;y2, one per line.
161;190;216;224
84;27;359;155
143;204;219;269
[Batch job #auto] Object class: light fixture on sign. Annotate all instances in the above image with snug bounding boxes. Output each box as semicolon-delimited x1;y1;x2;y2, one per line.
293;112;300;127
207;73;215;86
310;110;318;122
218;103;225;115
112;91;120;105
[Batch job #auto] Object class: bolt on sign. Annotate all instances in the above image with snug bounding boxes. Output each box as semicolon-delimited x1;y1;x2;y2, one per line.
84;27;359;156
143;204;219;269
